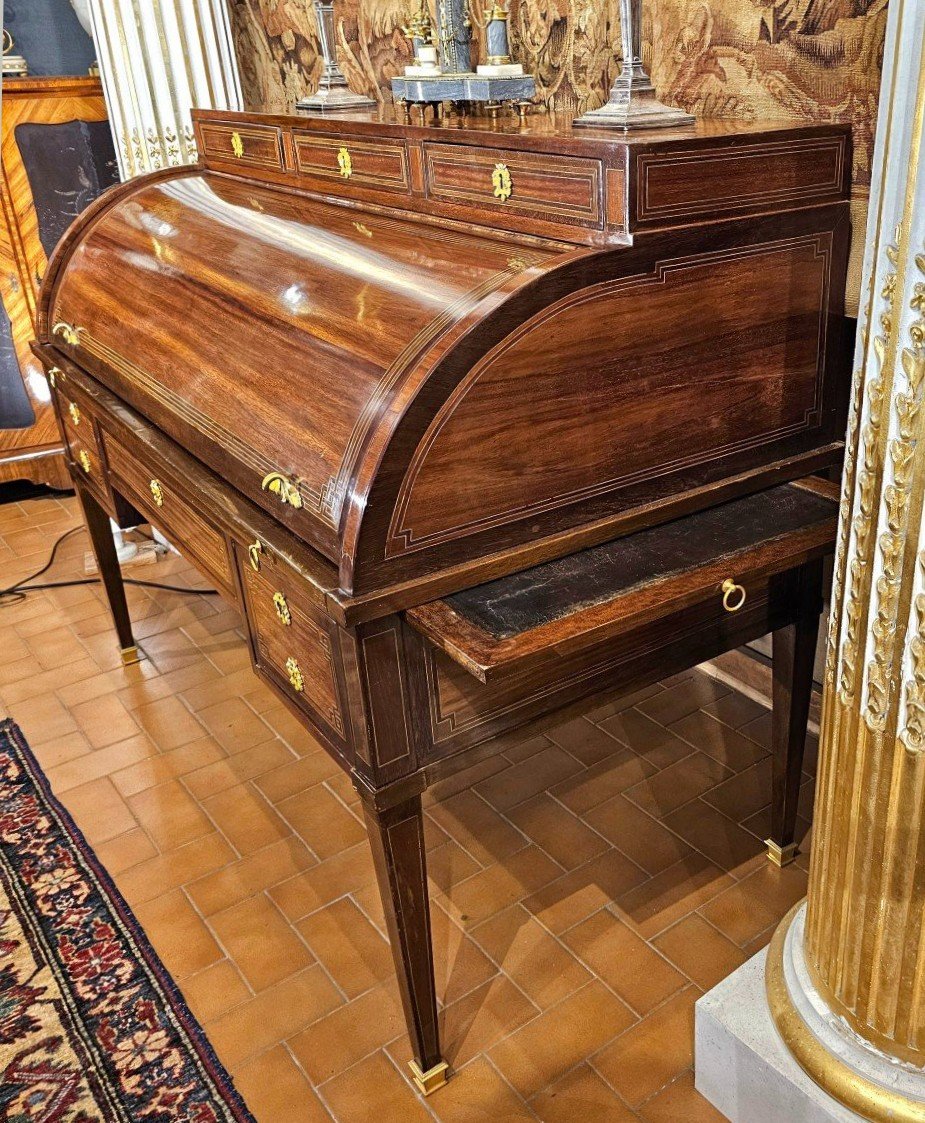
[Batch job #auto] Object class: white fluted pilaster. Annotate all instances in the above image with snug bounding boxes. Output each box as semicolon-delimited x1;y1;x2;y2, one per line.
86;0;242;178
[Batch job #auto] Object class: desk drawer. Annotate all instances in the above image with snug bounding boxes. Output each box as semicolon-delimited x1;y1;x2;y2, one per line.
292;131;410;194
103;436;235;596
239;547;347;744
406;481;838;683
50;376;106;489
200;121;285;170
423;143;603;227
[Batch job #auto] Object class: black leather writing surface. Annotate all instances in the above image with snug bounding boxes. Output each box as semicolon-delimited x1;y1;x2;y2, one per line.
15;119;119;260
446;485;838;639
0;300;35;430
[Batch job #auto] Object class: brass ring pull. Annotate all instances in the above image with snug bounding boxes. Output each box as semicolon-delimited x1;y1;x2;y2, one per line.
721;578;746;613
149;479;164;507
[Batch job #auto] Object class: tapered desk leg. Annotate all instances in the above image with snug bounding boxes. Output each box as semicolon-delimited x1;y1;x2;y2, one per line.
766;561;823;867
76;484;139;666
362;794;447;1095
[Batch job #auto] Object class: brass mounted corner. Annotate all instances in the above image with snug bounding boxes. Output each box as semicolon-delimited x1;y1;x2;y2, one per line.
766;839;799;868
261;471;304;510
408;1058;449;1096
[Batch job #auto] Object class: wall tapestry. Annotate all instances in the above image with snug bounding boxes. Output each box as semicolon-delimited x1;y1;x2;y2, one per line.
226;0;888;310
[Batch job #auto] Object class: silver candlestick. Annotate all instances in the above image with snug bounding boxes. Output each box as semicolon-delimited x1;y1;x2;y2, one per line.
297;0;376;112
574;0;693;129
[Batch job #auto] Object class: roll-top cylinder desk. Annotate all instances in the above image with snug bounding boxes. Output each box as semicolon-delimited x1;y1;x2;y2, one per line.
33;107;851;1095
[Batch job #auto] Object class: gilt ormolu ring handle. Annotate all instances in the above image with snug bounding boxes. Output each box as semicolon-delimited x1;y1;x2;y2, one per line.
721;578;747;613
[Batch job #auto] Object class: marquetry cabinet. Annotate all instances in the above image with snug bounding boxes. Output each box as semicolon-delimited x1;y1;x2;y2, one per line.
0;76;118;489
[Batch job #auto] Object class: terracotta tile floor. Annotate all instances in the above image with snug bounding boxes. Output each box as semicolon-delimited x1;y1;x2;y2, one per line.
0;492;819;1122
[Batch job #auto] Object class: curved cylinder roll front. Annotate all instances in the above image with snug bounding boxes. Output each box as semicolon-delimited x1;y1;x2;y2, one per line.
38;109;852;598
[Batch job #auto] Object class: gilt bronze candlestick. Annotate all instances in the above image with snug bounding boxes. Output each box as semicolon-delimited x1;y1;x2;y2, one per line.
574;0;693;129
297;0;376;112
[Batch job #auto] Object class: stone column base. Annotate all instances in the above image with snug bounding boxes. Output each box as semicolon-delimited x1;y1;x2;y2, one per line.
696;904;925;1122
695;946;860;1121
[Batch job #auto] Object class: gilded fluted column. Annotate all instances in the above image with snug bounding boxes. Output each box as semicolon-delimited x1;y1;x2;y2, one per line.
767;0;925;1116
84;0;243;178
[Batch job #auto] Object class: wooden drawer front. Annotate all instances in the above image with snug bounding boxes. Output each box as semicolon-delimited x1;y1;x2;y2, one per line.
423;143;603;226
406;483;837;683
241;555;346;742
200;122;285;170
293;132;409;193
104;437;234;595
54;385;103;481
418;575;783;761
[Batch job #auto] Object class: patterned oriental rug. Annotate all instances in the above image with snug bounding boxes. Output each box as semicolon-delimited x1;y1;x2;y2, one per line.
0;719;255;1123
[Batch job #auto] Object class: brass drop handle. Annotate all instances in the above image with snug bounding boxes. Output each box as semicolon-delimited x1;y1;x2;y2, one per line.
337;146;352;178
68;402;81;425
262;471;303;510
47;366;63;388
231;130;244;158
286;656;304;693
77;449;91;474
248;539;263;572
149;479;164;508
52;320;82;346
721;578;746;613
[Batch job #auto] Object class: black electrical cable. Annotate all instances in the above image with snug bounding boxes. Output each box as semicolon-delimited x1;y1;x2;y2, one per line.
0;525;219;606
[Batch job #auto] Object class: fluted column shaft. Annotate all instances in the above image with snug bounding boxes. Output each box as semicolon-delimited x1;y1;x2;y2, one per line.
86;0;243;178
803;0;925;1069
